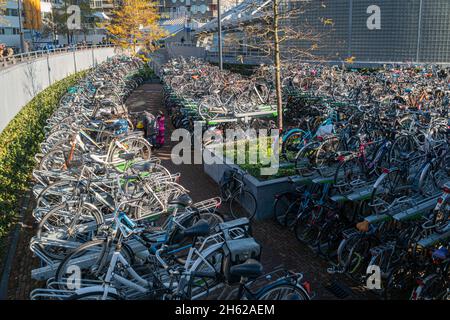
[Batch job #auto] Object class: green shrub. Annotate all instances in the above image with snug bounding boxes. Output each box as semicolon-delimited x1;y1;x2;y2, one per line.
0;71;87;241
136;63;154;80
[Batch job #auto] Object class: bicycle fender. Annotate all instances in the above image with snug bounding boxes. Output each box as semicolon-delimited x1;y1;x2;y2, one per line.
73;285;118;296
282;129;305;143
373;172;389;189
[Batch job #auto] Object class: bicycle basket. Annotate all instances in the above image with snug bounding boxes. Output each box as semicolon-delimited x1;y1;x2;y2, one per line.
222;237;261;284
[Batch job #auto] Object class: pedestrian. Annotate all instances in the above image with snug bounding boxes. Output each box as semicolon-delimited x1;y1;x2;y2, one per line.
6;47;14;61
0;44;4;61
143;111;157;148
155;111;165;148
180;36;185;44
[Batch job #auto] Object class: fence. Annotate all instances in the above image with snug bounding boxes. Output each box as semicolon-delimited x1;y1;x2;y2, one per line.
0;44;115;69
0;46;117;132
196;0;450;64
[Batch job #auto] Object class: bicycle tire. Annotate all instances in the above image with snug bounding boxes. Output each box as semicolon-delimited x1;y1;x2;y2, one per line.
255;282;310;300
229;190;257;220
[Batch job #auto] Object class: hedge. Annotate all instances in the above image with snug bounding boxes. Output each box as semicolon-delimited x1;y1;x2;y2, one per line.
0;71;87;241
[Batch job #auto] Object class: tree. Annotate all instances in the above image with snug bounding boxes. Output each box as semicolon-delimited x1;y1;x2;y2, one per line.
100;0;167;54
221;0;330;131
0;0;7;24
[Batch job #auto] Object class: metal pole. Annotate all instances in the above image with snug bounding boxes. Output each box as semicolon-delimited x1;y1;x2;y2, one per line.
348;0;353;58
217;0;223;70
73;48;77;73
17;0;25;53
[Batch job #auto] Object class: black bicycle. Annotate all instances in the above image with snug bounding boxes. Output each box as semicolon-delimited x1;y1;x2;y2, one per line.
220;168;257;220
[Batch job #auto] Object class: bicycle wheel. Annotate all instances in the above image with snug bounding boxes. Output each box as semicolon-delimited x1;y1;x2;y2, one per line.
293;209;315;244
187;247;226;299
55;239;133;290
38;148;68;172
229;190;257;220
36;202;104;261
295;141;321;177
337;234;373;276
369;168;404;214
273;192;297;227
68;291;122;300
412;273;448;300
256;283;310;300
315;136;343;177
333;157;367;195
388;134;421;168
198;96;221;120
316;218;346;260
108;136;152;164
384;263;417;300
282;131;305;163
35;180;80;213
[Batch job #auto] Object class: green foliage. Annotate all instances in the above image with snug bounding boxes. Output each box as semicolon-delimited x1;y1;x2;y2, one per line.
220;138;296;181
136;63;154;80
0;71;87;241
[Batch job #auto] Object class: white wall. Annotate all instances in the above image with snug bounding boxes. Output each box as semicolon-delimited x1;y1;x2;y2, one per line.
0;47;116;132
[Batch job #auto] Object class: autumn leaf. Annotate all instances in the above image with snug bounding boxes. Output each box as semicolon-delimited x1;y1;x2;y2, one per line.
323;18;334;26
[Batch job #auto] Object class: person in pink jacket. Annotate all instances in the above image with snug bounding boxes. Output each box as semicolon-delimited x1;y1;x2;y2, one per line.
155;111;165;148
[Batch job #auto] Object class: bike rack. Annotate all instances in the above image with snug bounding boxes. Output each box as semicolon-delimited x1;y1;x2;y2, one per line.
364;193;440;224
392;194;439;221
418;225;450;248
30;238;148;281
345;185;375;202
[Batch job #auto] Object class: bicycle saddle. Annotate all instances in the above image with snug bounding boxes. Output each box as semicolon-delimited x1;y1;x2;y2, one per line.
130;161;154;172
181;219;210;237
229;259;263;279
168;194;193;207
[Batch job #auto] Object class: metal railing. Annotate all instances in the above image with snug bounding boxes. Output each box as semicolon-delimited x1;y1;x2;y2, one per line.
0;44;115;69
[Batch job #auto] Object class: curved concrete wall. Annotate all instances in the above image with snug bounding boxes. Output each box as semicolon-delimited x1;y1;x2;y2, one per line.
0;47;117;132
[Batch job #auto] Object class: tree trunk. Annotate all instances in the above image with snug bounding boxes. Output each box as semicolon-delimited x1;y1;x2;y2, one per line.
273;0;283;131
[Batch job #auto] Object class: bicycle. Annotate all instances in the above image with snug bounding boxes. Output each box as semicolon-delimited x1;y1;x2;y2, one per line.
220;168;257;220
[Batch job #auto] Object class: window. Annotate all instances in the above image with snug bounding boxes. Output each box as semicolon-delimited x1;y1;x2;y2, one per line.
0;28;20;35
6;8;19;16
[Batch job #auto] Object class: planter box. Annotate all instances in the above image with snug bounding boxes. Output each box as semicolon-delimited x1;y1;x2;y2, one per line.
203;147;296;220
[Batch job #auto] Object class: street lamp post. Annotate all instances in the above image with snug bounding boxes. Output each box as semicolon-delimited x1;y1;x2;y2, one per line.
17;0;26;53
217;0;223;70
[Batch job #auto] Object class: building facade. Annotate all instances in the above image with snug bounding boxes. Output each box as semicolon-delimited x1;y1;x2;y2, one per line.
158;0;241;22
1;0;114;50
0;0;30;49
